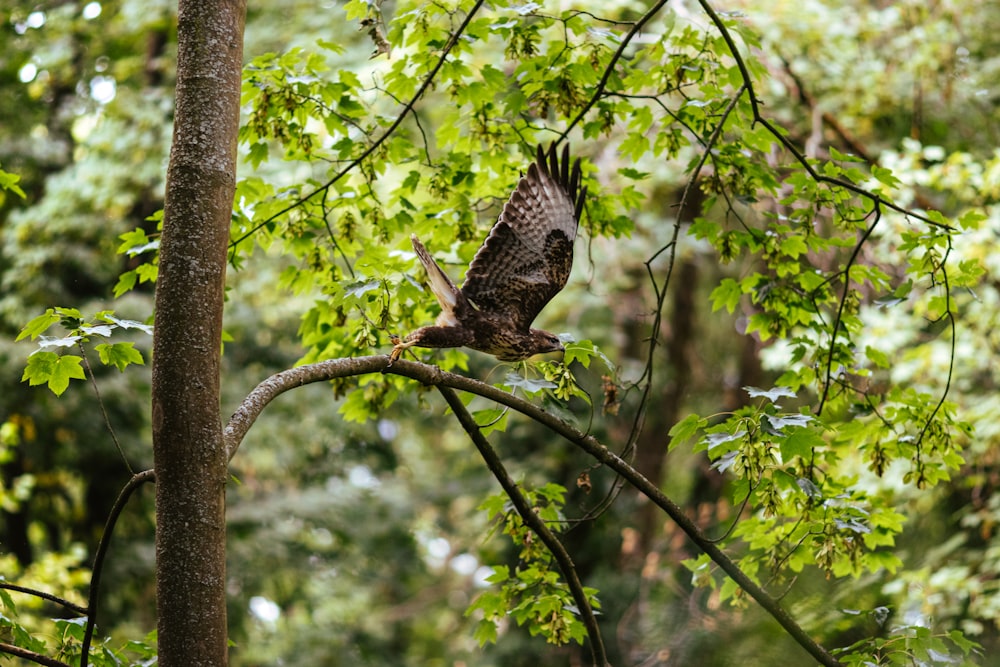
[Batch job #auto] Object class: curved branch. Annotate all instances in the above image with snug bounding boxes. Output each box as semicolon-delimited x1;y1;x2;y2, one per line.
0;643;70;667
436;386;608;666
0;583;87;616
224;356;389;458
914;241;956;454
230;0;488;250
816;206;882;414
0;472;155;666
694;0;948;231
224;356;840;666
81;469;156;667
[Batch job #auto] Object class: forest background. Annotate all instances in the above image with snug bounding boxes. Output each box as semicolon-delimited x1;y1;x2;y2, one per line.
1;0;999;665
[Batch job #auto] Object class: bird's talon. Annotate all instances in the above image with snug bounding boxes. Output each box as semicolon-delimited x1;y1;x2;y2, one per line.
387;336;413;367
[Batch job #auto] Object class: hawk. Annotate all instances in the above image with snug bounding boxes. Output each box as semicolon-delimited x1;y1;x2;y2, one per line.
390;143;586;362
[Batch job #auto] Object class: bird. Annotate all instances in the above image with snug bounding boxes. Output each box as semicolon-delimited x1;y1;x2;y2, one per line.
390;143;586;363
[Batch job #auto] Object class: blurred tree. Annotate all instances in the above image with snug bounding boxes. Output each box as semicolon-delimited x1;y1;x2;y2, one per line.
0;1;170;634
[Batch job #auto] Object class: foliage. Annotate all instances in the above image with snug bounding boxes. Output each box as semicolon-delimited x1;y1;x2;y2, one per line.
4;0;1000;665
0;588;157;667
469;483;599;647
833;624;980;667
17;307;150;395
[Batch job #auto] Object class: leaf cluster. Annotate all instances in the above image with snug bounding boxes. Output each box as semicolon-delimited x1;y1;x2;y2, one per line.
468;482;599;647
0;588;157;667
17;307;150;396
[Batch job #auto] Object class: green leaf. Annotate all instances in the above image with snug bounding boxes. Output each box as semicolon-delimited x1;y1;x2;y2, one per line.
710;278;742;313
473;408;508;436
946;629;980;655
952;259;985;288
343;0;369;21
55;616;88;642
21;351;58;387
95;342;146;371
620;132;649;162
21;353;86;396
16;310;61;341
0;165;26;198
828;146;863;163
472;618;498;645
871;165;901;188
618;167;650;181
563;339;613;370
117;227;152;254
780;427;824;461
114;269;139;297
779;234;807;259
957;209;986;230
563;342;593;368
669;413;706;447
339;388;375;423
865;345;890;369
54;306;83;327
0;587;15;612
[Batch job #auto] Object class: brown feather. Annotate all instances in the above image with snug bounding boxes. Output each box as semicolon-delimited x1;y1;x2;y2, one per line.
394;143;586;362
462;143;584;332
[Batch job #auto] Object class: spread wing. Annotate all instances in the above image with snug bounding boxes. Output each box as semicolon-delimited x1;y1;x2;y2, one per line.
461;143;586;331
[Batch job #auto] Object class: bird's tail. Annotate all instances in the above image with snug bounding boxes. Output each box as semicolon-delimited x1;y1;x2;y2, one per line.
410;234;461;326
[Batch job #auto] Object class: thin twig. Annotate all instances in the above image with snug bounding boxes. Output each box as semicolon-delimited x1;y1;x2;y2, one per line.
580;85;748;523
0;583;87;616
230;0;488;251
816;208;882;414
914;242;956;452
77;343;134;474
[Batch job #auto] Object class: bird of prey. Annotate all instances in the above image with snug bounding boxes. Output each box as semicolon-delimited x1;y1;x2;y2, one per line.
390;143;586;362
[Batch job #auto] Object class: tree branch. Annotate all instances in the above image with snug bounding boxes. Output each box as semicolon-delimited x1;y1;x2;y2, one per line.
694;0;948;232
563;0;672;140
224;356;840;665
81;469;156;667
0;643;70;667
230;0;488;250
0;584;87;616
816;207;882;415
778;57;873;163
435;385;608;666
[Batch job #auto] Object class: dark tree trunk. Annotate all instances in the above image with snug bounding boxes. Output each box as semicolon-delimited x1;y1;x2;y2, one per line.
151;1;245;665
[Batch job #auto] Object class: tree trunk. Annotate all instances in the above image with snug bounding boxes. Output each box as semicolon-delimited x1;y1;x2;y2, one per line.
151;1;245;665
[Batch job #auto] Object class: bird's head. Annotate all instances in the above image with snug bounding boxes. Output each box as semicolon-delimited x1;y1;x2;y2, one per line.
493;329;566;361
528;329;565;355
